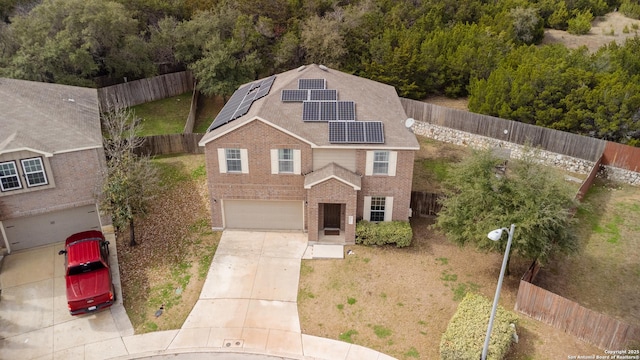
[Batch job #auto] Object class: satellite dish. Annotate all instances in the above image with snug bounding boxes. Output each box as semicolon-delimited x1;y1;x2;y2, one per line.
405;118;415;128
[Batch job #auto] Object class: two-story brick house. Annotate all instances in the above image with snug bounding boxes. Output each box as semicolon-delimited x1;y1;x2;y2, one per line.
198;65;419;243
0;78;105;253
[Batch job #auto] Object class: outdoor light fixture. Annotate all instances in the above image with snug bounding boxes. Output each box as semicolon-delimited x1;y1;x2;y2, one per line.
481;223;516;360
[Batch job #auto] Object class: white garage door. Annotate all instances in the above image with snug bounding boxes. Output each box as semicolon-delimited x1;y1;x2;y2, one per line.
2;205;101;252
224;200;304;230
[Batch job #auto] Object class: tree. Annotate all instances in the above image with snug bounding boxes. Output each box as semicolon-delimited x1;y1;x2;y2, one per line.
3;0;154;86
435;148;580;274
300;14;347;68
100;108;160;246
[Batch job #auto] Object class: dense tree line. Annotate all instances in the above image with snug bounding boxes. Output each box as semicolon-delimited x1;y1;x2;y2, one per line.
1;0;638;145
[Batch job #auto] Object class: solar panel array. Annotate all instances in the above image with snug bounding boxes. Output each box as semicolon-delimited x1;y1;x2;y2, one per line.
207;75;276;132
281;77;386;144
328;121;385;144
303;101;355;121
282;89;337;102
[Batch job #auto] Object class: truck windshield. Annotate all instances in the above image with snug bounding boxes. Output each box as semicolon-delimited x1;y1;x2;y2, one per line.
68;261;105;276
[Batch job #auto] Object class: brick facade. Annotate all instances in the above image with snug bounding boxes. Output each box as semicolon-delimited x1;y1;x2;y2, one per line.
203;119;415;243
1;148;104;218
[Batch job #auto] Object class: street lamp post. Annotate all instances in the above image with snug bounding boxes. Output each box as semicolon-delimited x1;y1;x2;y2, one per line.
481;223;516;360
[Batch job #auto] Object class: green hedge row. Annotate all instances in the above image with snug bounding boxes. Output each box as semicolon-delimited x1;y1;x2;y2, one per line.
355;220;412;247
440;293;518;360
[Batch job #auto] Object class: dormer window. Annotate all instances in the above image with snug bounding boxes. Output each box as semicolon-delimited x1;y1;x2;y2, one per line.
21;157;48;187
0;161;22;191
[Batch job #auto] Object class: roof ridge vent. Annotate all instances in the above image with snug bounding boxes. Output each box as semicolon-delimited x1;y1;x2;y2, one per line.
319;65;329;71
297;65;306;72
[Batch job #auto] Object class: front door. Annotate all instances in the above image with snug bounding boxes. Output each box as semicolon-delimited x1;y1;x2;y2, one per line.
323;203;341;229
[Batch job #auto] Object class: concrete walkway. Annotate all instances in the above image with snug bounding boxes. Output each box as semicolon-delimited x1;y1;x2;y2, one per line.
0;231;394;360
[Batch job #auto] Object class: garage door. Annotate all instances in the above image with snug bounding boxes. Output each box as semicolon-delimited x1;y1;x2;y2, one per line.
2;205;101;252
223;200;304;230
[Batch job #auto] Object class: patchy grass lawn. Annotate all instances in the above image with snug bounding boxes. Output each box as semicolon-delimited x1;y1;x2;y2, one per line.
116;154;220;333
130;92;193;136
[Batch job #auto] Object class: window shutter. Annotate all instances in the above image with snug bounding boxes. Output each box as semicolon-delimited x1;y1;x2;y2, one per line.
240;149;249;174
363;196;372;221
384;197;394;221
218;148;227;173
293;149;301;175
388;151;397;176
365;151;374;176
270;149;279;174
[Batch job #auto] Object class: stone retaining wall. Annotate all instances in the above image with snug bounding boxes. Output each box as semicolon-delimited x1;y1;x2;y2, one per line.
413;121;640;186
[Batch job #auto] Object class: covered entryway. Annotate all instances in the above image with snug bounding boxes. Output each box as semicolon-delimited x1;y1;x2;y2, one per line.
223;200;304;230
322;203;342;229
1;204;101;252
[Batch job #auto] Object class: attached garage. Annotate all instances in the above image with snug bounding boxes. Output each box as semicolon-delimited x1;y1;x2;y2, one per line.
223;200;304;230
1;205;101;252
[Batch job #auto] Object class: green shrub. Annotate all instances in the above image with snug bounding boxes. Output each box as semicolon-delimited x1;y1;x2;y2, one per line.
355;220;412;247
621;0;640;20
567;10;593;35
440;293;518;360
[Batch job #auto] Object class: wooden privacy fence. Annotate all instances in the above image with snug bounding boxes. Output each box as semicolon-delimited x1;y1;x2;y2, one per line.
134;133;204;157
603;141;640;171
98;71;194;112
401;98;606;162
515;280;640;349
410;192;443;217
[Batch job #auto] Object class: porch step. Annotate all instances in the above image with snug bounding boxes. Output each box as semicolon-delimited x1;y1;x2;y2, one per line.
302;244;344;259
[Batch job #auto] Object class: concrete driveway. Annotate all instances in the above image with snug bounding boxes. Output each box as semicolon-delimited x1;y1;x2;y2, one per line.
0;231;393;360
0;230;133;360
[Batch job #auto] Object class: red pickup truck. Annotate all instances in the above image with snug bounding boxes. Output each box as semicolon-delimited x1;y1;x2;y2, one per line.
58;230;115;315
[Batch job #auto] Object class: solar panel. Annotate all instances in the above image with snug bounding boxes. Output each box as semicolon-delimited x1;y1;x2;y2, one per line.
328;121;384;144
310;89;337;101
299;79;325;90
328;121;347;143
337;101;356;121
207;75;277;132
303;101;321;121
281;89;308;102
320;101;337;121
365;122;385;143
347;121;365;142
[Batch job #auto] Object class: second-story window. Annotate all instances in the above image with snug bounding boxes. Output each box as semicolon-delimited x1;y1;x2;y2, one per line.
279;149;294;173
21;157;48;187
373;151;389;175
0;161;22;191
225;149;242;172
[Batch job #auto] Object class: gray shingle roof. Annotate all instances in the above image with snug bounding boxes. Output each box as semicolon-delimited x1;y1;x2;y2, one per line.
0;78;102;155
200;65;419;150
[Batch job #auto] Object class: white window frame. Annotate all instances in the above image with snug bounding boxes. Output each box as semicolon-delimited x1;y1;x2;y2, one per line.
20;157;48;187
363;196;394;222
270;149;301;175
218;148;249;174
0;161;22;191
365;150;397;176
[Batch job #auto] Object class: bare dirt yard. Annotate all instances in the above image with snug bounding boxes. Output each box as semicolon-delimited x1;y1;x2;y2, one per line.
543;12;640;52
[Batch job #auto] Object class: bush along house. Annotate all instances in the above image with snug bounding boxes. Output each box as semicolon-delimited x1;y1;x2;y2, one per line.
198;65;419;244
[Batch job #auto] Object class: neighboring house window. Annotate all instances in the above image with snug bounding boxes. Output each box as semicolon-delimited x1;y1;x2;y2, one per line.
365;150;397;176
373;151;389;175
279;149;294;173
369;197;386;222
21;157;48;187
270;149;301;175
0;161;22;191
225;149;242;172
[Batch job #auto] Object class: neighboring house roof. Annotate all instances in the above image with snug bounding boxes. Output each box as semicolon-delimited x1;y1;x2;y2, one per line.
304;163;362;190
0;78;102;156
200;65;420;150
